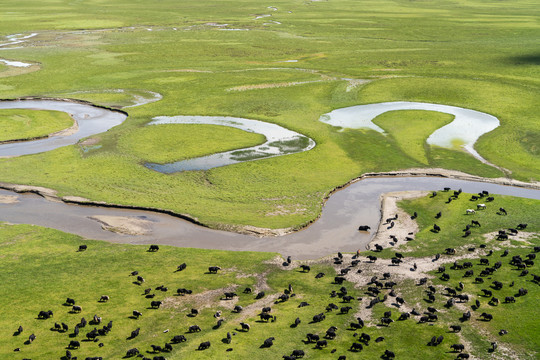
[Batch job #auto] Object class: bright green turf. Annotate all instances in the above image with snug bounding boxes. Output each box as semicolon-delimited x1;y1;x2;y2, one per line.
373;110;454;164
0;109;73;142
117;124;266;164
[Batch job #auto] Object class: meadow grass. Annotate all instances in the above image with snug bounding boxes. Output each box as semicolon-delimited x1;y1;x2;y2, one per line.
372;110;454;165
0;109;73;142
364;192;540;358
0;0;538;228
2;204;538;359
370;191;540;258
424;245;540;358
116;124;266;164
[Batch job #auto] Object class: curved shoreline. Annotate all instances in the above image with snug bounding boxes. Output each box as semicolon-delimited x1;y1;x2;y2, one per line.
0;168;538;238
319;101;501;166
145;115;316;173
0;97;128;157
0;113;79;145
0;96;129;116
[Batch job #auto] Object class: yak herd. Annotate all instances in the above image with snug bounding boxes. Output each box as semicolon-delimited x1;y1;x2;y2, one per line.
10;187;539;360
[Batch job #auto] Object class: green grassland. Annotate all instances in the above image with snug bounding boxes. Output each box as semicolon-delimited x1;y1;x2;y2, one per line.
371;192;540;259
1;190;539;359
366;192;540;358
0;109;73;142
0;0;538;229
372;110;455;165
117;124;266;164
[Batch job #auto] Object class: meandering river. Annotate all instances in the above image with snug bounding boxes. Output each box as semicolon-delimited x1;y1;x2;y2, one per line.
0;99;537;259
1;176;538;259
0;100;126;157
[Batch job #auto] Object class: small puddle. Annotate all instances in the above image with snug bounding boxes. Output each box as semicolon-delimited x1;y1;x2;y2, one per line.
145;115;316;173
0;59;32;67
320;102;500;163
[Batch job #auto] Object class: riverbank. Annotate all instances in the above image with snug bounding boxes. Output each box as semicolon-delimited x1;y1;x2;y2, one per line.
0;170;540;259
2;167;540;237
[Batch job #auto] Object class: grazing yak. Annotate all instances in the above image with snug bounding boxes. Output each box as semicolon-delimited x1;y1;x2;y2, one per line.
38;310;53;319
480;313;493;321
450;325;461;332
306;333;320;343
130;328;140;338
198;341;210;350
171;335;187;343
262;337;275;348
177;288;192;296
65;298;76;306
148;245;159;252
189;325;201;332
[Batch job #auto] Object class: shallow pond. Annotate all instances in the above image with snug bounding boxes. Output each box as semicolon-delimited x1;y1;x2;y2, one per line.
0;59;32;67
319;101;500;163
145;115;315;172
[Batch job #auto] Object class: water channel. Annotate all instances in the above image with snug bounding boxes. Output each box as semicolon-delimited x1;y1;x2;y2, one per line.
0;99;537;259
1;176;538;259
